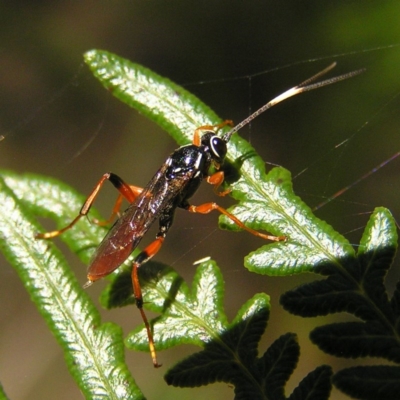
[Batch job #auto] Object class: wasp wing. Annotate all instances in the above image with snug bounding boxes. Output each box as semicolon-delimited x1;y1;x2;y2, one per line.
87;163;193;281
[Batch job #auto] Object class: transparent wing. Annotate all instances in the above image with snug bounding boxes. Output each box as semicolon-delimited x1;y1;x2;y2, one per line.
87;163;192;280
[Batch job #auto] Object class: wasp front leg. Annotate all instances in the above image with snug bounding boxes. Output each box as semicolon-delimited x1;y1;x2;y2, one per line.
206;170;232;197
36;172;142;239
192;120;233;146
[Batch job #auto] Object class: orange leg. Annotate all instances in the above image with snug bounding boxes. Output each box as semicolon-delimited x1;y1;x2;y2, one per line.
36;173;142;239
131;236;165;368
188;202;286;242
206;171;232;197
92;185;143;226
192;120;234;146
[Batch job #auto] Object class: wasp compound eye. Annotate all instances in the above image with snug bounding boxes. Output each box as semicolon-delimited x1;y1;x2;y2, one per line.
210;136;227;161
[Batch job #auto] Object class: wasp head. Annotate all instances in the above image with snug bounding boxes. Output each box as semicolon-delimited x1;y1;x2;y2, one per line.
200;131;228;165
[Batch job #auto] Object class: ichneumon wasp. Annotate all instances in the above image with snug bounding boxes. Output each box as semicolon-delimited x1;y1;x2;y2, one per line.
36;62;364;367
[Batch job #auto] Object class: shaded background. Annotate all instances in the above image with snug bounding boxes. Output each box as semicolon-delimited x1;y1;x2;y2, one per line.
1;2;399;399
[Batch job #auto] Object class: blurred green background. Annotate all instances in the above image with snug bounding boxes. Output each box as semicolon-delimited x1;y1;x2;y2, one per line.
0;2;399;399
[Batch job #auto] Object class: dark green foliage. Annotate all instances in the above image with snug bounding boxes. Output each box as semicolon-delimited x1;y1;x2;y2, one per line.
288;366;333;400
165;332;331;400
281;208;399;399
333;366;400;400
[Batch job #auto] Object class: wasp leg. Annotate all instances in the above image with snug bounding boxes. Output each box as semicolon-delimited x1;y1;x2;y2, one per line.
206;171;231;197
192;120;234;146
131;235;164;368
130;208;174;367
92;184;143;226
188;202;287;242
36;173;142;239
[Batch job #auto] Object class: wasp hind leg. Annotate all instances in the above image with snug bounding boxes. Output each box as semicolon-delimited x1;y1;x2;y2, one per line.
36;172;142;239
130;210;174;368
130;235;165;368
92;184;143;226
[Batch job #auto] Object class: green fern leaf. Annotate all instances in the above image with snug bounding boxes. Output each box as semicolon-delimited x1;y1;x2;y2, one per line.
0;173;143;399
126;261;226;351
84;49;220;146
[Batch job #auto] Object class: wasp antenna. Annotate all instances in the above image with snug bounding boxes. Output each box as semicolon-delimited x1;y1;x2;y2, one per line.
296;67;366;93
222;64;365;142
297;62;337;88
